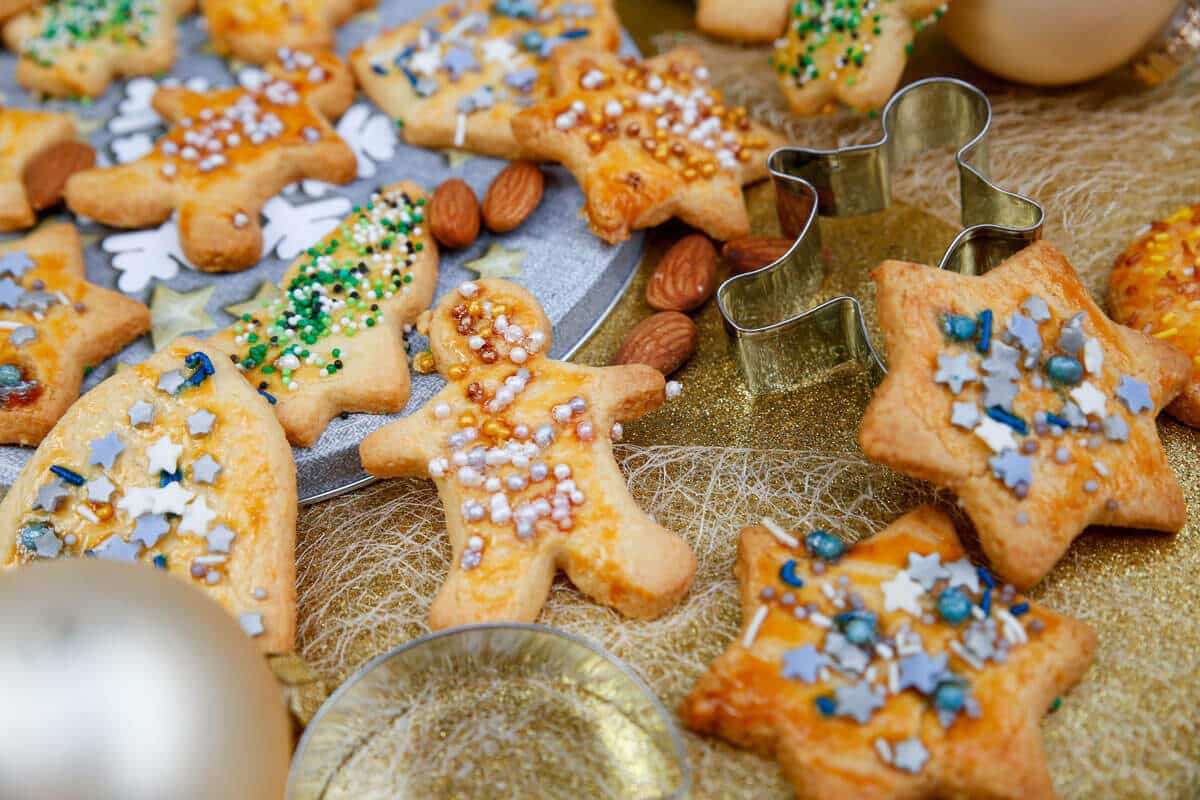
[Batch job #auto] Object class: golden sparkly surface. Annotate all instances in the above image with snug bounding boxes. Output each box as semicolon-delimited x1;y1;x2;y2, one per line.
292;9;1200;798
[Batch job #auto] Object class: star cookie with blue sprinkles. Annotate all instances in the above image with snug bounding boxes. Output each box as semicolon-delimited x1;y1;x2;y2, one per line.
349;0;621;160
209;180;439;447
0;337;297;652
859;241;1192;589
204;0;375;65
359;278;695;629
0;223;149;445
680;506;1096;800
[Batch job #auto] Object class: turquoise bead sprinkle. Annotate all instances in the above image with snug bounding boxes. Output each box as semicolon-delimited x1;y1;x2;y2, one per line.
934;681;965;712
0;364;21;386
936;587;972;624
942;314;976;341
805;529;846;561
1046;355;1084;385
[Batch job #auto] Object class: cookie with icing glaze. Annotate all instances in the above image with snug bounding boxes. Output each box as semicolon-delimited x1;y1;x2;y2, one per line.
1108;203;1200;426
0;337;297;653
0;224;150;445
205;0;376;65
0;108;95;232
681;506;1096;800
359;278;696;628
2;0;196;99
208;181;439;447
64;48;357;273
859;241;1191;589
349;0;621;160
511;47;784;243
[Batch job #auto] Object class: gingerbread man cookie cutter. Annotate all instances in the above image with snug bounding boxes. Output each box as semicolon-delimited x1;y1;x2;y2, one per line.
716;77;1045;394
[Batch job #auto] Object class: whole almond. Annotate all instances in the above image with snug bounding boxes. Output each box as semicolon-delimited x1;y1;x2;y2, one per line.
22;140;95;211
429;178;481;249
612;312;698;376
721;236;793;274
646;234;717;312
482;161;544;233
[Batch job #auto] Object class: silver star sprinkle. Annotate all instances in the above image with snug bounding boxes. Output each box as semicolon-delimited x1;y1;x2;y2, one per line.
906;552;950;590
206;524;236;553
934;352;978;395
892;737;930;774
192;454;222;484
239;612;265;637
128;399;155;427
1116;375;1153;414
980;340;1021;381
86;476;116;503
9;326;36;347
186;408;216;437
34;479;70;512
157;369;186;395
1021;294;1050;323
130;514;170;548
834;680;885;724
989;450;1033;490
91;535;142;562
950;402;980;430
88;432;125;469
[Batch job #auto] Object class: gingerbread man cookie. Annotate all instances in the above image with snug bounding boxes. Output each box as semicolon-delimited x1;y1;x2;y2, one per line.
205;0;376;65
681;506;1096;800
859;242;1191;589
1108;203;1200;426
0;108;96;232
64;48;357;273
350;0;621;160
359;278;696;629
772;0;948;113
2;0;196;99
0;337;298;653
695;0;791;43
209;181;439;447
512;47;784;243
0;224;150;445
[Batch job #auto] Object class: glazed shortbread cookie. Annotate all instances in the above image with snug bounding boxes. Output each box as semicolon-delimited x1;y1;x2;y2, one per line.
205;0;376;65
772;0;948;113
0;224;149;445
65;48;357;273
0;108;95;232
349;0;621;160
2;0;196;99
681;506;1096;800
209;181;439;447
0;337;298;652
695;0;790;43
512;47;783;243
1108;203;1200;426
360;278;696;629
859;242;1191;589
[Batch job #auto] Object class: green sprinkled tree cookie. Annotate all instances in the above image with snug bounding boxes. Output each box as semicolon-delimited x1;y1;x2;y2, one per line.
2;0;196;99
208;181;440;448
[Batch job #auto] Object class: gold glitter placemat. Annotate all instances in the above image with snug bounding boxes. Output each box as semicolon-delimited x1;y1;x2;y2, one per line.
294;11;1200;798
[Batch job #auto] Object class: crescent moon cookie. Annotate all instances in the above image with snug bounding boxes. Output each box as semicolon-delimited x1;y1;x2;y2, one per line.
0;337;298;653
1108;203;1200;426
0;108;96;232
511;47;784;243
204;0;376;65
772;0;949;114
0;224;150;445
64;48;357;273
359;278;696;629
858;241;1192;590
1;0;196;99
680;506;1096;800
349;0;621;160
208;181;439;447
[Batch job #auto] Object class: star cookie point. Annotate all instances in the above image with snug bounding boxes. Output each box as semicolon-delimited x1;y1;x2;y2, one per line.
205;0;376;65
359;278;696;627
859;241;1191;589
681;505;1096;800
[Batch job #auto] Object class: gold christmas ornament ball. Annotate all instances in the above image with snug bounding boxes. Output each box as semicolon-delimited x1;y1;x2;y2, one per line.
942;0;1179;86
0;560;291;800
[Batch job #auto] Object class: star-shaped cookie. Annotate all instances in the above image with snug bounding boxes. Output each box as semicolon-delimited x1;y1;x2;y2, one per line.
208;181;439;447
1108;202;1200;426
64;48;357;272
0;108;95;232
359;278;696;629
0;337;297;653
859;241;1191;589
512;47;784;243
680;505;1096;799
0;223;150;445
771;0;948;113
349;0;621;160
205;0;375;65
2;0;196;99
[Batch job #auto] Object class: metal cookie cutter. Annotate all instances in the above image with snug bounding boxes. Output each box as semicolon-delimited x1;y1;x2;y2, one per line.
716;77;1045;395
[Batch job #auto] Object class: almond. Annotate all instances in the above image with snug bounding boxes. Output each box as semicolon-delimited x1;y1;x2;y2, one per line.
721;236;792;274
429;178;481;249
22;140;95;211
646;233;718;312
612;312;698;376
482;161;544;233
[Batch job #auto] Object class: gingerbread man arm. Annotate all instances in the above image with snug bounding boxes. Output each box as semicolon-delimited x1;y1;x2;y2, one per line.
64;161;176;230
583;362;666;424
358;396;446;478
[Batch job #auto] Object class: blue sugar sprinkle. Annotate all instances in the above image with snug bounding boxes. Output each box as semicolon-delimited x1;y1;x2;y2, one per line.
184;351;214;387
977;566;995;589
1044;412;1071;428
371;63;387;76
258;387;277;405
986;406;1028;435
49;465;84;486
1010;602;1030;617
779;559;805;588
159;469;182;487
815;696;836;717
401;66;419;87
981;588;992;616
976;309;993;354
560;27;590;39
153;555;168;570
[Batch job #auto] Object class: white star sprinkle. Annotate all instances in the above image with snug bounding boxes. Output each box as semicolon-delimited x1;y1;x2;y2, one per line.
239;612;265;637
146;436;183;475
945;558;982;593
881;570;925;616
973;417;1018;453
1070;381;1107;417
179;497;216;536
951;401;980;430
934;352;978;395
